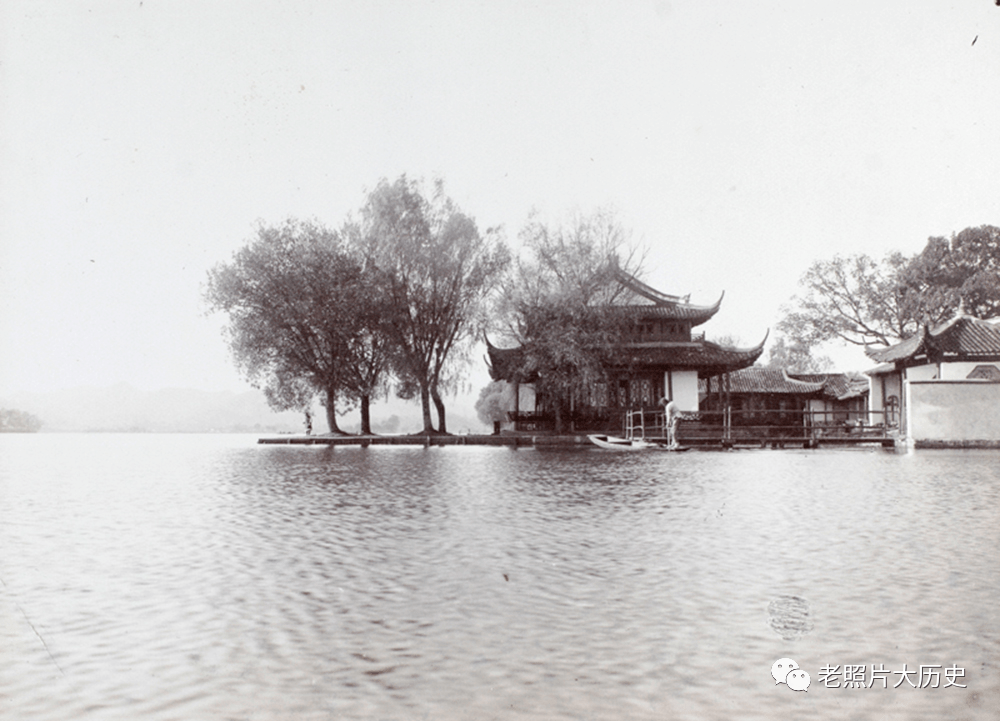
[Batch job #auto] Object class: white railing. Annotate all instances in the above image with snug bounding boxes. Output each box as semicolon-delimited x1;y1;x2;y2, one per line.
625;408;665;440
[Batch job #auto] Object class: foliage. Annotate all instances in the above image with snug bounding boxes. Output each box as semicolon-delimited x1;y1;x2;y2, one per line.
777;252;917;348
898;225;1000;324
778;225;1000;353
333;222;395;434
710;334;743;348
763;335;832;374
499;209;644;433
722;332;832;376
205;219;388;434
262;373;317;423
474;381;513;426
360;176;510;433
0;408;43;432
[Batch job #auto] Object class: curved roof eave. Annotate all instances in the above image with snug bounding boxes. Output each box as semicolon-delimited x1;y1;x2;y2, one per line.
701;327;768;358
865;327;925;363
612;267;688;304
866;314;1000;364
689;291;724;327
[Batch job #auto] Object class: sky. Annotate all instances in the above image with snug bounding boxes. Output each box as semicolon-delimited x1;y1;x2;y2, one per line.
2;1;999;403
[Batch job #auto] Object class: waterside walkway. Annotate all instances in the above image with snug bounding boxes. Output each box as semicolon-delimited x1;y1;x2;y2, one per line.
258;432;899;449
258;433;585;447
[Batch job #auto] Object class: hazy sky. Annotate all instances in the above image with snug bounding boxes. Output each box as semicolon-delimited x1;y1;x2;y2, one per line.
2;1;998;398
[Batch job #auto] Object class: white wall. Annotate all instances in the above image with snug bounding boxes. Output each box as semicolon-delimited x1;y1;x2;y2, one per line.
667;370;700;412
940;362;1000;380
497;382;537;431
904;364;937;380
900;361;1000;381
869;375;884;414
906;380;1000;445
519;384;536;412
808;398;828;423
868;371;903;427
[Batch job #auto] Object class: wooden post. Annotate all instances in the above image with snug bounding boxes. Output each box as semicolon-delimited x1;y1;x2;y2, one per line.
724;372;732;446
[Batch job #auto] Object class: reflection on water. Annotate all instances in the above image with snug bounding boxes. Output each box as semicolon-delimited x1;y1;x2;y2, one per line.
1;435;998;720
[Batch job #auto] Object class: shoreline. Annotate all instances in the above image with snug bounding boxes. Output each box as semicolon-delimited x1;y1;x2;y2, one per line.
257;433;903;449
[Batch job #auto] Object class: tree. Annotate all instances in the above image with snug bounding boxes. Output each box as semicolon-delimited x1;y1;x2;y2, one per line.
778;225;1000;356
360;176;509;434
899;225;1000;324
711;334;743;348
474;380;514;429
336;285;392;435
205;219;385;434
763;335;832;374
0;408;43;432
777;252;918;348
335;222;394;434
498;209;644;433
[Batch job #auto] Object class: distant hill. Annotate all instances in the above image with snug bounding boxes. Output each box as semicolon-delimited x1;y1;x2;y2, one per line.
0;384;304;433
0;408;43;432
0;384;490;434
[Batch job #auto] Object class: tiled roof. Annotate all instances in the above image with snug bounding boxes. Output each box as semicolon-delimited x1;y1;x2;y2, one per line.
485;336;766;383
864;362;895;376
864;329;926;364
610;269;723;326
865;314;1000;364
717;367;826;394
830;376;870;401
484;269;760;382
927;315;1000;356
615;300;723;324
789;373;870;400
485;343;537;383
611;269;690;304
617;337;765;375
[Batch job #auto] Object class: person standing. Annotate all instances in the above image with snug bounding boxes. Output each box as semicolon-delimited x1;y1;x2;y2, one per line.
661;397;680;449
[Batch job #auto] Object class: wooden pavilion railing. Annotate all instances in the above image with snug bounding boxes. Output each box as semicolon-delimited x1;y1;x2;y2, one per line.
674;408;896;448
509;407;896;448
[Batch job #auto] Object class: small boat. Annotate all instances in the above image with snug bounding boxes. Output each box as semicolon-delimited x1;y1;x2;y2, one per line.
587;434;689;452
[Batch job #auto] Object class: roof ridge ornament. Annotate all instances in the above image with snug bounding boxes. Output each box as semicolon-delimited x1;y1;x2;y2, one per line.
612;267;689;305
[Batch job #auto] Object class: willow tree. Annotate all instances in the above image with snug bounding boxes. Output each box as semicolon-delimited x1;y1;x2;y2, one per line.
498;209;644;433
361;176;509;434
338;224;394;435
205;219;387;434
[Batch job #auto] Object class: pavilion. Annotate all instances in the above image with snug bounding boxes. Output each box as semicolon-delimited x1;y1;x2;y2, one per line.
485;269;765;432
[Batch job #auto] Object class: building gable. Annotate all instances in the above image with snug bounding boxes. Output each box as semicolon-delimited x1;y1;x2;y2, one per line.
967;364;1000;381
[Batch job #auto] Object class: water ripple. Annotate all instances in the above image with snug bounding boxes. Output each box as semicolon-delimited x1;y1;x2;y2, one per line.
1;436;998;720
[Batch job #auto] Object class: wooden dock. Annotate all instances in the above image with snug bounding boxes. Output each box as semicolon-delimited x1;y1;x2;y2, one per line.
258;430;898;449
257;434;595;448
676;422;897;449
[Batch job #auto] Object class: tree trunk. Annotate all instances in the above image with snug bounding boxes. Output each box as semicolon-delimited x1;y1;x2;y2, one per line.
431;385;447;434
419;384;435;434
360;394;372;435
325;388;342;434
553;399;564;434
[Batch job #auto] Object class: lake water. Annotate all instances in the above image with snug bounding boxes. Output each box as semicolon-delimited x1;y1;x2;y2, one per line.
1;434;997;720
